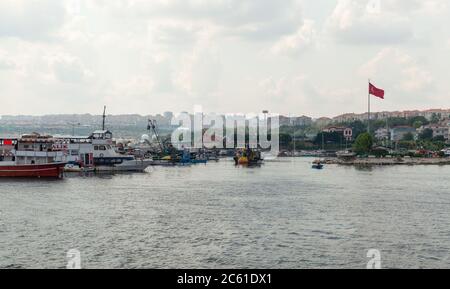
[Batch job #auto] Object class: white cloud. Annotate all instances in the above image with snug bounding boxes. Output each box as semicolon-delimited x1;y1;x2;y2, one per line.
0;50;17;70
271;20;316;56
51;54;94;83
326;0;415;45
0;0;66;41
325;0;450;46
0;0;449;116
360;47;434;95
89;0;304;41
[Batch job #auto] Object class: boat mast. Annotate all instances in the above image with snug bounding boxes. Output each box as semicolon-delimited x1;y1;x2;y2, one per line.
102;106;106;130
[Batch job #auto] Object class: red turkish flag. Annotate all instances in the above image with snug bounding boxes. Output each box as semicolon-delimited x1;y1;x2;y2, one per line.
369;83;385;99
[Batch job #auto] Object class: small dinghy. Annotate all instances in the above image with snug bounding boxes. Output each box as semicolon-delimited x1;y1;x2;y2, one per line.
312;160;324;170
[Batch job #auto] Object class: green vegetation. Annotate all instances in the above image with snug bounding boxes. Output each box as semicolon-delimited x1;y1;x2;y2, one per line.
277;114;448;154
419;128;433;140
353;133;373;155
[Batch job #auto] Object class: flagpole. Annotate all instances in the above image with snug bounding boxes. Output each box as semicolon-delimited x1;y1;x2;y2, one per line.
368;79;371;134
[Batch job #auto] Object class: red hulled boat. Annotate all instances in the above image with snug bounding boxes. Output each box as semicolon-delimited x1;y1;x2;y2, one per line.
0;162;66;178
0;133;66;179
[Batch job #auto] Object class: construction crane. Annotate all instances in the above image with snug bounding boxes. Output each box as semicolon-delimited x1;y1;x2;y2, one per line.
147;119;165;152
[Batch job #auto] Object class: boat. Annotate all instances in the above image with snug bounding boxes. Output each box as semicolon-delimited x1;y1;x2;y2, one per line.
205;150;220;161
64;161;95;173
55;130;153;172
54;107;153;172
0;134;66;178
312;159;324;169
0;162;66;178
234;147;263;166
336;150;357;159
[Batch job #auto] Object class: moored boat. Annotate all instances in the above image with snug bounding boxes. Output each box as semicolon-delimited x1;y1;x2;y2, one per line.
0;133;66;178
55;130;154;172
234;147;263;166
0;162;66;178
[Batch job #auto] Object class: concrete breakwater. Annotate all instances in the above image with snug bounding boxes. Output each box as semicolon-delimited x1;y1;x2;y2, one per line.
324;157;450;166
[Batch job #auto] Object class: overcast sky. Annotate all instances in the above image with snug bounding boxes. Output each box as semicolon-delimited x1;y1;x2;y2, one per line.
0;0;449;117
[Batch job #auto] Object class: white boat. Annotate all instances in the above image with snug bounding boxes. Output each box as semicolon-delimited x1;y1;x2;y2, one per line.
0;134;66;178
55;130;153;172
441;149;450;156
336;150;357;158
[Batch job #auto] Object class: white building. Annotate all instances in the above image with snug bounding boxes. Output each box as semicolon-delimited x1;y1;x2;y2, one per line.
375;128;389;140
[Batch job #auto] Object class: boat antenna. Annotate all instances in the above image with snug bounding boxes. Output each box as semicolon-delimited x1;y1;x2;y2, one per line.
102;106;106;130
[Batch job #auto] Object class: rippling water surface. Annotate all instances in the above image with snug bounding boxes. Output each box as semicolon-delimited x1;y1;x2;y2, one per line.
1;158;450;269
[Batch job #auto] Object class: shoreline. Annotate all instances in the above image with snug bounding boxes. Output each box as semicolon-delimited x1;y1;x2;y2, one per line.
324;157;450;166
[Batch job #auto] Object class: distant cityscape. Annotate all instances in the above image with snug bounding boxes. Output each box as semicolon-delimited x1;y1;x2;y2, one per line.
1;108;450;144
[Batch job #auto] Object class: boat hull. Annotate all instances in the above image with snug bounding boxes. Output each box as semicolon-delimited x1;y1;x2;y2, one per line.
0;163;66;178
95;159;154;172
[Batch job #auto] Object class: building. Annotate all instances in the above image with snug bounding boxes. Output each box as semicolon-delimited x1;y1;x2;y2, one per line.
291;116;313;127
333;113;358;123
390;126;417;142
375;128;389;140
315;117;332;127
322;126;353;141
418;122;450;140
278;115;313;127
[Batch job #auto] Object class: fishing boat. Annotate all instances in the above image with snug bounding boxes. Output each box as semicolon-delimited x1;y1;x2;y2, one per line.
234;147;263;166
144;119;207;166
0;134;66;178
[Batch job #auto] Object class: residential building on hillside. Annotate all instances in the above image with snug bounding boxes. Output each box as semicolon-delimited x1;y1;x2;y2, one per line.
418;122;450;140
322;126;353;141
375;128;389;140
315;117;332;127
390;126;417;142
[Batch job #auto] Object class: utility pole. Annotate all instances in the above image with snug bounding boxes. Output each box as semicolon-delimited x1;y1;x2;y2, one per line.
68;122;80;136
102;106;106;131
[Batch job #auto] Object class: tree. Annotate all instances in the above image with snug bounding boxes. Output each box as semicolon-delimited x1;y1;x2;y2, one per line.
413;120;423;129
313;131;342;146
279;133;292;149
432;135;445;142
419;128;433;140
409;116;429;127
353;132;373;155
402;132;415;141
431;113;441;124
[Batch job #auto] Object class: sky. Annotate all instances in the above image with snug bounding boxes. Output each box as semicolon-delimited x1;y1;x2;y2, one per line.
0;0;449;118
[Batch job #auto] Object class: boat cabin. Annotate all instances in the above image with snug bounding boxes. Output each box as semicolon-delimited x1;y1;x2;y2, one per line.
0;137;18;161
13;133;65;165
90;130;113;145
